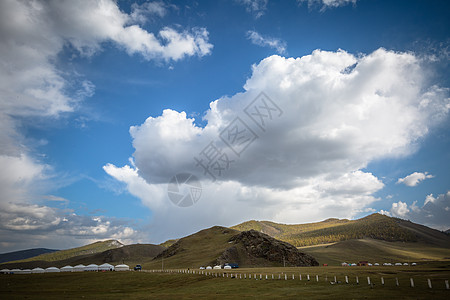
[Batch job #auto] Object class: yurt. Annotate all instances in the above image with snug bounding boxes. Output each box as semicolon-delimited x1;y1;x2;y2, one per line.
73;264;86;272
223;265;231;270
60;266;73;272
213;265;221;269
0;269;10;274
114;264;130;271
45;267;60;273
98;263;114;271
206;266;212;270
31;267;45;274
22;269;32;274
10;268;21;274
85;264;99;272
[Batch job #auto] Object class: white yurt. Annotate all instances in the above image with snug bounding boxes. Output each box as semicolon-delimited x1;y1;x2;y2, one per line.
45;267;60;273
73;264;86;272
0;269;10;274
60;266;73;272
206;266;212;270
31;267;45;274
98;263;114;271
22;269;32;274
213;265;221;269
114;264;130;271
223;265;231;270
85;264;99;272
11;268;21;274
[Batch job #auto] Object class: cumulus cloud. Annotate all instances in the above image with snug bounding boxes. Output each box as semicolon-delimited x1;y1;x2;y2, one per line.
236;0;268;18
299;0;357;10
105;48;449;242
0;0;212;251
397;172;434;187
0;204;143;252
247;30;287;54
0;154;142;252
384;191;450;230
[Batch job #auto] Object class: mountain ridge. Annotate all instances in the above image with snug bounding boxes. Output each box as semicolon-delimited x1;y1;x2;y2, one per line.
231;213;450;247
0;248;58;263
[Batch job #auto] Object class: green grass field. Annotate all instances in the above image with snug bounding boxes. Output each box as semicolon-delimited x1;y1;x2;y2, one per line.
1;265;449;299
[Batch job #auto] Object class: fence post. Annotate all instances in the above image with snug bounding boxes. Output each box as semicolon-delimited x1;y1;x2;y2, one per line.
395;277;399;286
410;278;414;288
316;275;319;282
299;274;302;280
427;279;432;289
272;274;274;280
334;276;337;283
345;275;348;284
367;277;371;285
265;274;268;280
285;274;287;280
279;274;281;279
292;274;295;280
307;274;310;281
381;277;384;285
356;276;359;284
445;280;449;290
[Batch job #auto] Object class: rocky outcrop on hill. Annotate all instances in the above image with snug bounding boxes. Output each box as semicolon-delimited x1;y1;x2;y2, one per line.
216;230;319;267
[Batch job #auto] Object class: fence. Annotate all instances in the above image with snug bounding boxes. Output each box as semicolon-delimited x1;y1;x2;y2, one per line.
142;269;450;291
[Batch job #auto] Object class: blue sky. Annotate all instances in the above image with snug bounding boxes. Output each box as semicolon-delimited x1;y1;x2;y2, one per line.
0;0;449;252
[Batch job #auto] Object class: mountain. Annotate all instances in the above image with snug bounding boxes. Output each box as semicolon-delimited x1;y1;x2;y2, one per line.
2;240;123;265
0;243;164;270
231;213;449;247
150;226;318;269
0;248;58;263
231;213;450;265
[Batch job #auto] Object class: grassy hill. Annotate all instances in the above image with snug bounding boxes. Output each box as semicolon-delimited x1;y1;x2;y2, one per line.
300;238;450;265
232;213;450;265
0;243;164;270
0;248;58;263
231;213;446;247
147;226;318;269
160;239;179;248
2;240;123;265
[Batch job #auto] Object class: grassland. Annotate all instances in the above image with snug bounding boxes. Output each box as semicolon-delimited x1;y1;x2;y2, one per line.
300;238;450;265
1;264;449;299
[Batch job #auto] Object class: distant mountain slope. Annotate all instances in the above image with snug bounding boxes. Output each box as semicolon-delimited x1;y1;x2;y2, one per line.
300;238;450;265
0;248;58;263
150;226;318;269
232;213;448;247
7;240;123;264
160;239;179;248
0;243;164;270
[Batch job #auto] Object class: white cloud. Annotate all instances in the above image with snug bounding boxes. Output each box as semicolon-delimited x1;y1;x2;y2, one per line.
0;0;211;251
397;171;434;187
385;191;450;230
391;201;410;217
105;48;449;242
299;0;357;10
247;30;287;54
236;0;268;18
130;1;168;24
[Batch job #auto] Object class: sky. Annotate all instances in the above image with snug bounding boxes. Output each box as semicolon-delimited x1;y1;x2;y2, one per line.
0;0;449;253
